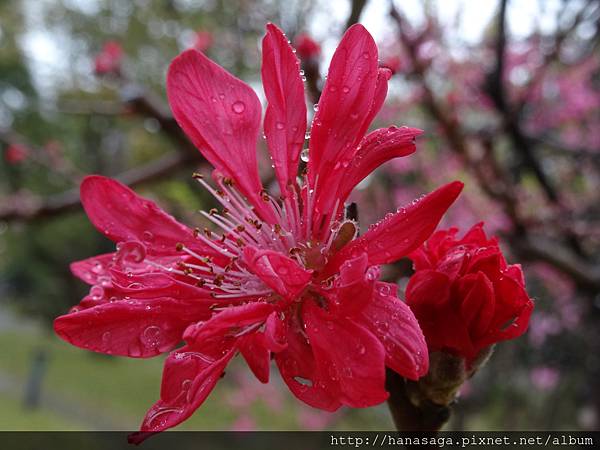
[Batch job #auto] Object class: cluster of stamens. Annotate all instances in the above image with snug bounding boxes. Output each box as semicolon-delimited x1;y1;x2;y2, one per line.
129;172;353;305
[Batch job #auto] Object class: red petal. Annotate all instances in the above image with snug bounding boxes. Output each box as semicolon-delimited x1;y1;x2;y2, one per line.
80;176;217;258
303;301;388;407
262;23;307;194
457;272;495;340
139;342;235;433
183;302;274;342
406;270;476;358
482;275;533;346
70;252;115;285
54;297;209;358
275;321;341;411
109;270;221;302
357;282;429;380
361;68;392;132
336;126;421;203
308;24;378;185
166;50;274;222
264;311;287;352
242;246;312;299
332;181;463;267
329;252;377;315
239;332;271;383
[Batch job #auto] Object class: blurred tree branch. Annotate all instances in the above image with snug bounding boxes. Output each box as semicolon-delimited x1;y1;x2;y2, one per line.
346;0;368;30
0;86;207;222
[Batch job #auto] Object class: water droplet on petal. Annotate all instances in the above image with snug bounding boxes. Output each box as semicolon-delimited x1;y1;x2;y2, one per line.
275;121;285;130
140;326;163;348
378;284;391;296
90;285;105;301
232;101;246;114
300;148;309;162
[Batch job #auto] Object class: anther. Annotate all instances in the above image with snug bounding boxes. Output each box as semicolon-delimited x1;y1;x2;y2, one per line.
175;242;184;251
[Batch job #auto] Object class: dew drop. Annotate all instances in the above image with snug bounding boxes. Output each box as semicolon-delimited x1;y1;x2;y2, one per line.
140;326;163;348
232;101;246;114
275;121;285;130
90;285;105;301
342;85;350;93
378;284;391;296
300;148;309;162
142;231;154;243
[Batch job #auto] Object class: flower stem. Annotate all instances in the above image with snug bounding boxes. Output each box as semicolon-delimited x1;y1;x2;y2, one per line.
385;368;452;432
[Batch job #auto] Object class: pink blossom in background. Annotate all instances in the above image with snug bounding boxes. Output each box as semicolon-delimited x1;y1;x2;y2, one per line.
4;143;28;164
530;366;560;391
193;30;213;52
298;408;340;430
230;414;256;431
381;55;401;75
293;33;320;60
94;41;123;75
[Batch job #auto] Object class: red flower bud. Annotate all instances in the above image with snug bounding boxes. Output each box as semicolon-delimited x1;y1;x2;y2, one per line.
406;223;533;363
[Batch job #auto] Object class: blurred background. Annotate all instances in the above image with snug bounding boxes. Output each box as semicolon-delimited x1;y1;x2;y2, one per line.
0;0;599;432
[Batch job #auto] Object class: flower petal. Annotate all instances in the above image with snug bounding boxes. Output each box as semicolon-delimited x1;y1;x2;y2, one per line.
167;49;274;221
262;23;307;194
109;270;216;301
483;275;534;345
457;272;496;340
406;270;476;358
331;181;463;267
70;252;116;285
308;24;379;187
183;302;274;343
242;246;312;299
138;341;236;434
336;126;421;203
80;176;217;258
357;282;429;380
239;332;271;383
329;252;377;315
275;321;341;411
54;297;210;358
303;300;388;407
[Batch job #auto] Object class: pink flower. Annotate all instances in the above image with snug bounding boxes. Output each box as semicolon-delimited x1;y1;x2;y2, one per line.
4;143;29;164
94;41;123;75
530;366;560;391
406;223;534;363
294;33;321;60
381;56;402;75
55;24;463;437
192;30;213;52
